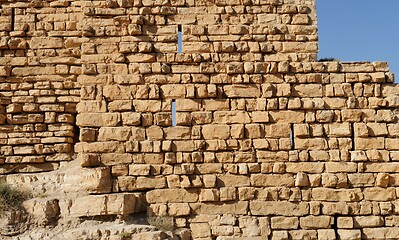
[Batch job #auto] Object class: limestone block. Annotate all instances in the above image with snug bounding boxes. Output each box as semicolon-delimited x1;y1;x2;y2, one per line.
286;163;324;174
199;189;219;202
312;188;362;202
98;127;131;141
168;203;190;216
271;217;299;230
325;162;357;173
164;126;191;140
217;175;250;187
386;138;399;150
257;151;289;162
23;198;60;226
190;201;248;215
300;216;332;229
121;112;141;125
337;230;361;240
353;216;383;228
252;111;270;123
214;111;251;124
317;229;337;240
69;194;136;217
295;172;310;187
250;201;309;216
269;111;305;123
192;112;212;124
271;231;289;240
363;187;396;201
176;99;201;111
101;153;132;165
363;228;397;239
160;84;186;98
0;66;11;76
146;189;198;203
135;176;167;190
79;153;100;167
202;99;230;111
63;166;112;194
133;100;162;112
76;113;120;127
224;84;261;98
295;138;328;150
282;42;318;53
29;37;64;49
191;223;211;238
251;174;295;187
202;125;230;139
76;100;107;113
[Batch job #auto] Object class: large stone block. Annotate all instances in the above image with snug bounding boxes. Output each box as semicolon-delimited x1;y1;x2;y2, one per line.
68;194;136;217
146;189;198;203
76;113;120;127
250;201;309;216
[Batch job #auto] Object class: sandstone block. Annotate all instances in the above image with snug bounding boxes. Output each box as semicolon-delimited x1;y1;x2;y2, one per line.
189;201;248;215
250;201;309;216
312;188;362;202
23;198;60;226
63;166;112;194
337;230;361;240
164;126;191;140
29;37;64;49
168;203;190;216
271;217;299;230
251;174;294;187
224;84;261;98
98;127;131;141
354;216;383;228
202;125;230;139
362;227;399;239
69;194;135;217
300;216;332;229
363;187;396;201
317;229;337;240
214;111;251;124
76;113;120;127
146;189;198;203
101;153;132;165
191;223;211;238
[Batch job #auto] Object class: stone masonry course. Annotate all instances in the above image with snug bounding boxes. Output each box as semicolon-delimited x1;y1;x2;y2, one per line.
1;0;399;239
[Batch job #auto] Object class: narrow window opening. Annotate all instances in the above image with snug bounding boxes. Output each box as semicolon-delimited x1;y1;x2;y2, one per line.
177;25;182;53
172;99;177;126
290;123;295;150
11;8;15;31
34;13;38;31
351;123;355;151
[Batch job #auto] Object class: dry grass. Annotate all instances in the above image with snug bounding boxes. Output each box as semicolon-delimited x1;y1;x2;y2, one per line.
147;214;174;232
0;181;29;214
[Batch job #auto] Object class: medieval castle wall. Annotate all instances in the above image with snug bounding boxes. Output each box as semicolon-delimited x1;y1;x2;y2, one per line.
1;0;399;239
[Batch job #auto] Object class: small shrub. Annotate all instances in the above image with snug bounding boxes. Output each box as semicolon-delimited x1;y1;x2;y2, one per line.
36;192;49;198
0;181;29;214
147;214;175;232
318;57;339;62
118;231;131;239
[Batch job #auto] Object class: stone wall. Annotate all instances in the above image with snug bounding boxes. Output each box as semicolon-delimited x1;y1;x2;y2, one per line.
0;0;82;173
1;0;399;239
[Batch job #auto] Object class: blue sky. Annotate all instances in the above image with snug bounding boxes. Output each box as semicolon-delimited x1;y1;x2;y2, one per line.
316;0;399;81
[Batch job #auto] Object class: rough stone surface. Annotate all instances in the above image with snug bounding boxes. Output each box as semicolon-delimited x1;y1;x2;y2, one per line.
0;0;399;239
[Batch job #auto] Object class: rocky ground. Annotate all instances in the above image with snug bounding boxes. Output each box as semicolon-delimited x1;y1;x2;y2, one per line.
0;160;188;240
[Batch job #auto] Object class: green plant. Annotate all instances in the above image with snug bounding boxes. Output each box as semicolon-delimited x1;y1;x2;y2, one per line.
147;214;175;232
36;192;49;198
0;181;29;214
118;231;131;239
